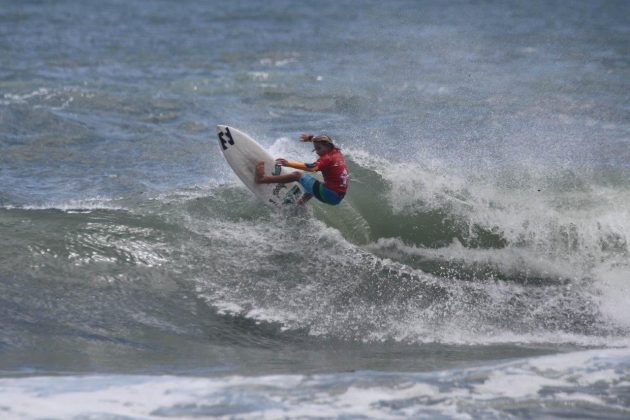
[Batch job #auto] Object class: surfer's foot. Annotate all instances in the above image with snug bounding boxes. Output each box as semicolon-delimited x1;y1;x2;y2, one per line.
255;162;267;184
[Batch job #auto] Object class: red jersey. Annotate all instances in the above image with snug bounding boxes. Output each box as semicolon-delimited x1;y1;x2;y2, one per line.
315;148;349;193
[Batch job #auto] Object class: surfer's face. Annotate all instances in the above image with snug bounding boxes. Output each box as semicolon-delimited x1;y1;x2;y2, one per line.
313;142;332;156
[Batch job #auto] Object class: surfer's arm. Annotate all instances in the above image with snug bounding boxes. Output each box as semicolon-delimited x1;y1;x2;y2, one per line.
276;159;319;172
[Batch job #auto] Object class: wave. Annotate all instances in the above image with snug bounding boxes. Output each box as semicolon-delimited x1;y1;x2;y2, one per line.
1;147;629;349
331;149;630;283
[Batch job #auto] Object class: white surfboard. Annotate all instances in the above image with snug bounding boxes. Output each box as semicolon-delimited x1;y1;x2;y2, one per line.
216;125;307;208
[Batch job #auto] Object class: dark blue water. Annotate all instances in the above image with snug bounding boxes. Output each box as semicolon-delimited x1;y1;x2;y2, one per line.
1;0;630;417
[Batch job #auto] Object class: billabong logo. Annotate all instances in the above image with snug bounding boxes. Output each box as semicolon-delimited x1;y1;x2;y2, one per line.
218;127;235;150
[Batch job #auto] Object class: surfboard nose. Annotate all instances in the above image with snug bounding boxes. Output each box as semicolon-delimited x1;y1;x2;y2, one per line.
216;124;228;134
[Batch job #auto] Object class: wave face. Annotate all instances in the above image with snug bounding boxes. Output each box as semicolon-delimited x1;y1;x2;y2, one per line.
1;154;629;365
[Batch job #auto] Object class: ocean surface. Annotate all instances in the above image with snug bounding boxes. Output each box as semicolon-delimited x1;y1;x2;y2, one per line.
1;0;630;418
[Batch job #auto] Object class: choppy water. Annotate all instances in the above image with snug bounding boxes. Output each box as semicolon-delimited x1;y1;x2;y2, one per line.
1;0;630;418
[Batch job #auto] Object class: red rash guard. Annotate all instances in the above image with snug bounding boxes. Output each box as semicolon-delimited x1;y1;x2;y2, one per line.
314;148;349;194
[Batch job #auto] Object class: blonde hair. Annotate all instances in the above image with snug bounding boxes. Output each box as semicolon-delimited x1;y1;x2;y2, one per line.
303;133;339;150
312;134;333;144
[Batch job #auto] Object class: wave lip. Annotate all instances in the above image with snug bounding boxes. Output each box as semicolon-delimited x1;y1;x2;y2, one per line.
1;348;629;418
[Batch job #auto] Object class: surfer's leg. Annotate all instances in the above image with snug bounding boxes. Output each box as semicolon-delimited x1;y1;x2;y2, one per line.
317;184;345;205
255;162;301;184
298;193;312;205
299;175;344;205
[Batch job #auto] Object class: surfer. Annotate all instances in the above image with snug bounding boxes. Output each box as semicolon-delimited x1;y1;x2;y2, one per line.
255;134;349;205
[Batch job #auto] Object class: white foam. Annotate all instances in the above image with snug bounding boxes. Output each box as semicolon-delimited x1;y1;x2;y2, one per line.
192;215;630;347
474;372;567;399
267;136;314;163
247;71;269;81
349;148;630;264
3;197;124;212
1;348;629;418
1;87;50;105
592;264;630;328
214;301;245;315
347;147;630;335
368;237;579;280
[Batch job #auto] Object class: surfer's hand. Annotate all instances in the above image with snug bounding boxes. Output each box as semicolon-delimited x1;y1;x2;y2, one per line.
300;134;314;142
275;158;288;166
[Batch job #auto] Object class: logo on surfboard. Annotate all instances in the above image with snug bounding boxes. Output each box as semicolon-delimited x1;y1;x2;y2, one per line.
218;127;235;150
